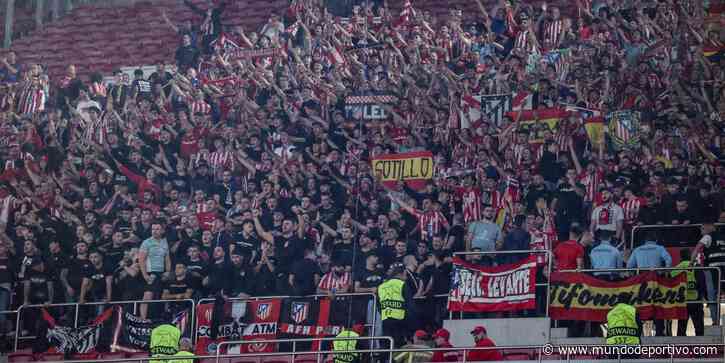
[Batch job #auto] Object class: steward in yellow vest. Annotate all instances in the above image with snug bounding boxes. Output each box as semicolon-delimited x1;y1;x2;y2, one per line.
606;304;641;345
150;324;181;363
671;249;705;336
378;263;411;347
332;324;365;363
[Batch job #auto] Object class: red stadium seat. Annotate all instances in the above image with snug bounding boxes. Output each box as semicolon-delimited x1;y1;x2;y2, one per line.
100;352;127;360
37;353;64;361
504;353;531;360
261;356;294;363
8;353;34;362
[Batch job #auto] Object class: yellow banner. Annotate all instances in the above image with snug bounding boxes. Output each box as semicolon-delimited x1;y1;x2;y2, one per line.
371;151;434;182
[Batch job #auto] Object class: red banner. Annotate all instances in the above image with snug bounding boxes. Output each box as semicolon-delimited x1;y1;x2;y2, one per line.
448;256;537;312
549;272;687;322
195;299;280;355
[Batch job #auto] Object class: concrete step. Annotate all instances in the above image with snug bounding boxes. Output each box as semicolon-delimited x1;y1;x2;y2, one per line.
704;325;723;336
550;327;568;338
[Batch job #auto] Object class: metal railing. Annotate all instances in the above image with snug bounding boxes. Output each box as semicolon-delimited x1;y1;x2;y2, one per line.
14;298;195;350
558;266;722;323
34;343;725;363
630;223;725;247
452;249;554;318
195;292;378;348
216;336;395;363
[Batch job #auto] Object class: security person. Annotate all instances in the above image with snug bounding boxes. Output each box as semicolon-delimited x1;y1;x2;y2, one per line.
168;337;195;363
378;262;412;347
150;324;181;363
333;323;365;363
671;249;705;336
605;304;641;345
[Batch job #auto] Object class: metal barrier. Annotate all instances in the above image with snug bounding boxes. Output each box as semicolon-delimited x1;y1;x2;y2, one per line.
452;250;554;318
216;336;395;363
558;266;722;326
195;292;378;345
33;342;725;363
630;223;725;248
13;298;195;350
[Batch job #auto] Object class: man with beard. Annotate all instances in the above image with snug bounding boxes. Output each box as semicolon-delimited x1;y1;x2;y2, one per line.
162;263;194;301
466;206;501;266
318;260;351;296
590;188;624;242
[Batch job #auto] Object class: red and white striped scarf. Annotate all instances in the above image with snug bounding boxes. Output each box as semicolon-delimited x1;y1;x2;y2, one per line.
208;151;233;170
189;98;211;114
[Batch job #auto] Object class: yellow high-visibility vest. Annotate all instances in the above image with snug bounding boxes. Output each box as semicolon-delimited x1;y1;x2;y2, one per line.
378;278;406;321
606;304;640;345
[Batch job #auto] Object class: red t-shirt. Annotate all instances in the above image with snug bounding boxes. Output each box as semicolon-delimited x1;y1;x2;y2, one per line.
431;343;458;362
553;240;585;271
467;338;503;362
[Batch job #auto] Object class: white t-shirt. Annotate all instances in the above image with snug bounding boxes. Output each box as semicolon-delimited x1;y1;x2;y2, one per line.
590;202;624;232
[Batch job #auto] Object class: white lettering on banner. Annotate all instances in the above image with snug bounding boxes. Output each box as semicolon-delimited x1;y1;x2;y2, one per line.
458;269;483;298
449;258;538;311
488;269;531;298
244;323;278;335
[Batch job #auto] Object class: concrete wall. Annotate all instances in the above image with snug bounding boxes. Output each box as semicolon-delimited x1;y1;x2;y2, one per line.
443;317;550;348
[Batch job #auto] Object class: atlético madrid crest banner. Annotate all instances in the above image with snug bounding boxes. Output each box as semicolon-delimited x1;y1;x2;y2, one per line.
448;256;537;312
549;272;687;322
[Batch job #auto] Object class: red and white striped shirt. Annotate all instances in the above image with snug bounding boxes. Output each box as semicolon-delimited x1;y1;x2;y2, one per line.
577;169;603;202
318;271;351;291
530;227;552;266
514;29;539;54
620;197;646;225
411;209;450;240
455;187;483;224
543;20;564;49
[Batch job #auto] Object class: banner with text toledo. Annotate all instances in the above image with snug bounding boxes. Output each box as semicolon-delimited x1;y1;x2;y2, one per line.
371;151;434;191
448;256;537;312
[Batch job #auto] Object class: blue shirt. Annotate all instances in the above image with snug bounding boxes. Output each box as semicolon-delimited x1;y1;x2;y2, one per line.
626;241;672;269
590;240;622;275
468;221;501;252
140;237;169;273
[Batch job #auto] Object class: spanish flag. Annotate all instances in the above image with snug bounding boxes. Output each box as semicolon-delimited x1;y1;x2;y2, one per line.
505;108;570;143
704;42;723;63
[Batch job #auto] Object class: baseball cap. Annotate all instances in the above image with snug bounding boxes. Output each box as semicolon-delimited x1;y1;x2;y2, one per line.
470;326;487;335
433;328;450;340
414;330;429;339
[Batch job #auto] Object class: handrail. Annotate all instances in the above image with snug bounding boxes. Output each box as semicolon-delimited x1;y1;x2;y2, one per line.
452;249;554;318
216;336;395;363
33;343;725;363
558;266;722;328
14;298;195;351
195;292;378;345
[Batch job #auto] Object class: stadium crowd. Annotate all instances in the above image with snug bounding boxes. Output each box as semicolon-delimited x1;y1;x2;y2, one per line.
0;0;723;349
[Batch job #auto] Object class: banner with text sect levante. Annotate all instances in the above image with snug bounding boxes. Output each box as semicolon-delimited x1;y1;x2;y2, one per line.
371;151;434;191
448;256;537;312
